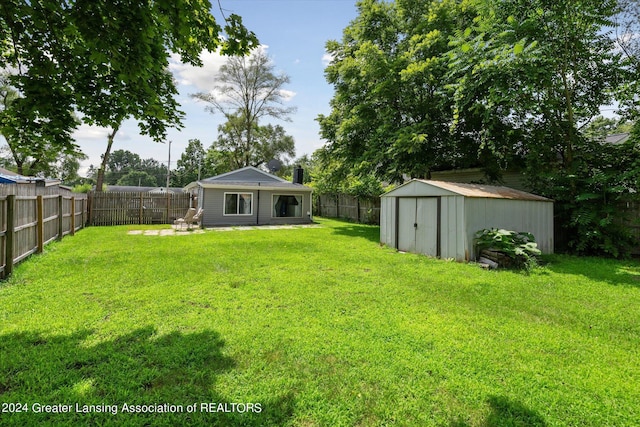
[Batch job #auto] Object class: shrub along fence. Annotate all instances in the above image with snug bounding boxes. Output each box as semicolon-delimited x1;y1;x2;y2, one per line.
0;194;87;278
314;194;381;224
88;192;191;226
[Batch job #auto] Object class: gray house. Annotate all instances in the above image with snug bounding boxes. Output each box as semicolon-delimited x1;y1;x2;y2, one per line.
380;180;554;261
185;166;313;227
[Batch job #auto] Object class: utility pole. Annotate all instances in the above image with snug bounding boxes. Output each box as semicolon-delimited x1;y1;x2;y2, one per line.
166;140;172;190
166;140;172;222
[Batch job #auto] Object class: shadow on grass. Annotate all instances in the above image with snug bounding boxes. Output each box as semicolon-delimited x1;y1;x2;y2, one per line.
0;327;295;426
326;218;380;244
451;395;547;427
542;254;640;288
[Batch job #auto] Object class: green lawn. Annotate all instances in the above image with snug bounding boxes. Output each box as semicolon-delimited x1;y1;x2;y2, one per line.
1;218;639;426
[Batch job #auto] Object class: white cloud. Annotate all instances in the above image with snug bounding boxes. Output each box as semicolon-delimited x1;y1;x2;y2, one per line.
169;51;226;92
73;123;132;141
279;89;297;102
322;52;334;66
73;124;111;141
169;45;272;93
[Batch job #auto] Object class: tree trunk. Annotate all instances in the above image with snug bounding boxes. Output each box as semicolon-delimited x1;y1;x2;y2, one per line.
95;125;120;192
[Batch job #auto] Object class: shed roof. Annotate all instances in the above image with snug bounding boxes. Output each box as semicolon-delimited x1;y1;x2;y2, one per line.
383;179;551;202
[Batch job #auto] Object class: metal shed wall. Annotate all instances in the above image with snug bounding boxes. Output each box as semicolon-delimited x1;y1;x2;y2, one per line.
465;198;554;259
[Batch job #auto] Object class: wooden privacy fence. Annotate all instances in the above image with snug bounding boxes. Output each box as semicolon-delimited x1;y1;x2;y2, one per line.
314;194;381;224
620;200;640;255
88;192;191;226
0;195;86;278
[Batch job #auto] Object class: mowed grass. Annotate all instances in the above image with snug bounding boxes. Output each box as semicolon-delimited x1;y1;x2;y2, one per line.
0;218;639;426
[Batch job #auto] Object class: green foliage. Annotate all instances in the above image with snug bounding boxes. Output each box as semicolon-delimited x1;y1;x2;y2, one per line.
173;139;208;186
71;183;92;193
0;0;258;150
475;228;542;268
310;149;384;199
318;0;464;183
527;135;639;258
116;171;158;187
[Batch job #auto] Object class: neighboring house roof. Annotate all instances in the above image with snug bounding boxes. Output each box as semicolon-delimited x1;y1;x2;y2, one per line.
383;179;551;202
604;133;630;145
186;166;312;192
105;185;185;193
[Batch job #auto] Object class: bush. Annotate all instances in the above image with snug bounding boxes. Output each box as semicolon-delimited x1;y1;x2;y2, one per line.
475;228;541;269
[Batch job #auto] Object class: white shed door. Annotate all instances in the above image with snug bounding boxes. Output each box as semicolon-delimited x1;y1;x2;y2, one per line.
397;198;438;256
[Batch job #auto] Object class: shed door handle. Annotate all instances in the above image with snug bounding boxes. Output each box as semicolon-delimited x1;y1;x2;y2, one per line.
414;223;418;229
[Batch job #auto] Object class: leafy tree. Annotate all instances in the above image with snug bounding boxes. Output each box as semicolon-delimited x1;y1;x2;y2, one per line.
0;0;258;191
54;154;87;185
449;0;636;256
193;49;296;169
318;0;464;183
614;0;640;123
582;116;633;141
140;158;169;189
116;171;158;187
104;150;142;184
173;139;208;186
311;148;384;199
449;0;623;174
0;72;84;176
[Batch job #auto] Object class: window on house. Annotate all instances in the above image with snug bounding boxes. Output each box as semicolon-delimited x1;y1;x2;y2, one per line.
224;193;253;215
273;195;303;218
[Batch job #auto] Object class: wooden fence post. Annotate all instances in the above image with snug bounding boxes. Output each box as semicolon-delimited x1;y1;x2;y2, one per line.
58;195;64;241
87;192;93;226
37;195;44;253
70;197;76;236
5;195;15;277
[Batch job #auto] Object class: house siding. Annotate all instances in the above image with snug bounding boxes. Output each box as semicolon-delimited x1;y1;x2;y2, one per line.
201;188;312;227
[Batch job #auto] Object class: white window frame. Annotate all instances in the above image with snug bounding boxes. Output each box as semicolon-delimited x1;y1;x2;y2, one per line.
223;192;253;216
271;194;304;218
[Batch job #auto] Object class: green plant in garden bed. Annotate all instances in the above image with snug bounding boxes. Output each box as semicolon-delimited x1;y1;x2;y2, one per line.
475;228;542;268
0;218;639;426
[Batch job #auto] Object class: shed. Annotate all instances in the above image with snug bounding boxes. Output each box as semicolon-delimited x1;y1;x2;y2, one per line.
380;180;553;261
185;166;313;227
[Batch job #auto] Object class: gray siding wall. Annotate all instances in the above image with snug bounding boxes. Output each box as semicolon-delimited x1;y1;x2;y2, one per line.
201;188;312;226
440;196;467;261
379;196;395;247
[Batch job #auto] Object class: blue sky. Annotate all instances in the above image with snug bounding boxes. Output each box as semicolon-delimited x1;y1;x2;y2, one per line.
73;0;359;175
